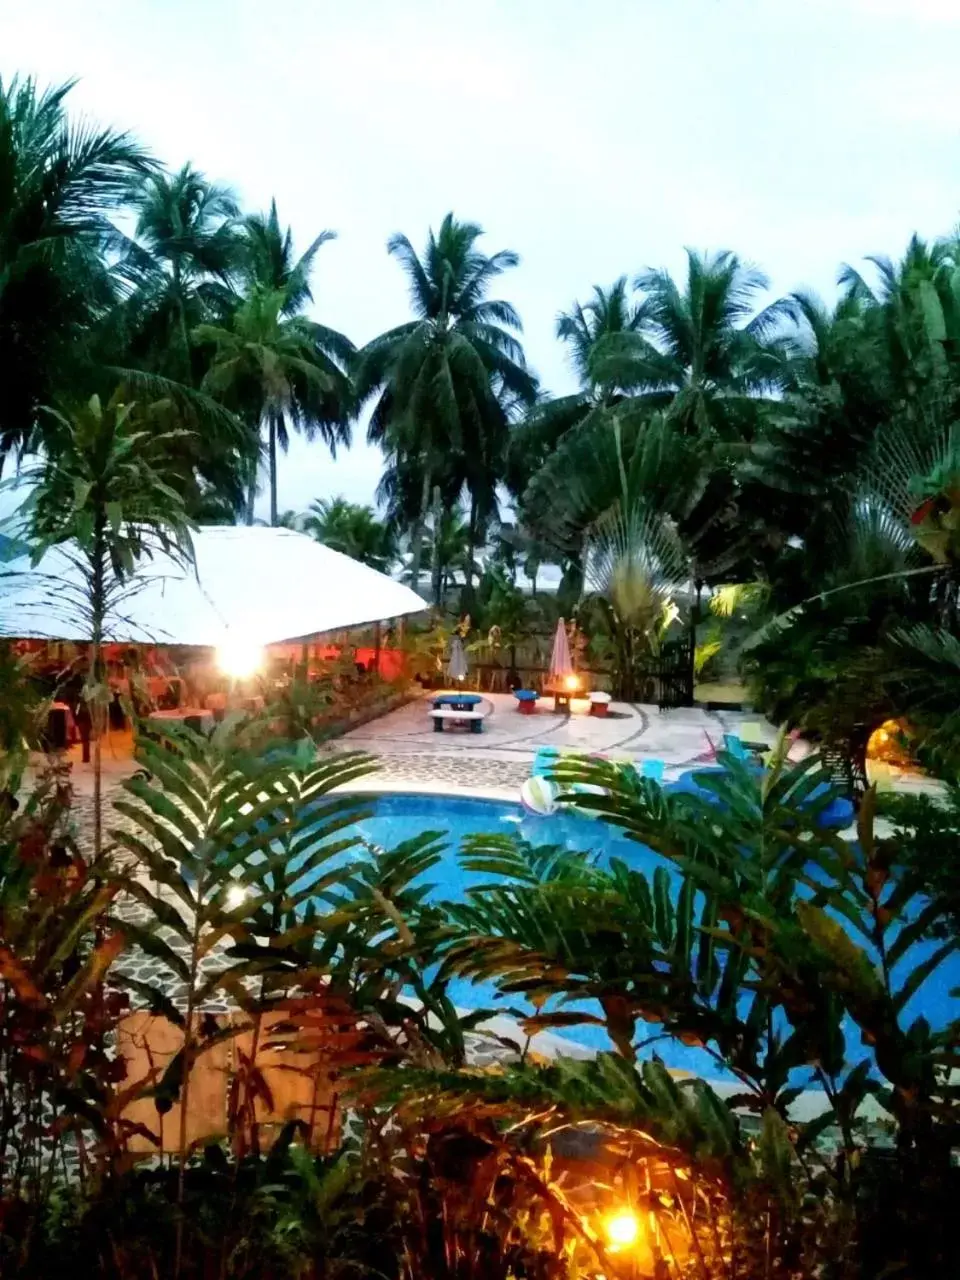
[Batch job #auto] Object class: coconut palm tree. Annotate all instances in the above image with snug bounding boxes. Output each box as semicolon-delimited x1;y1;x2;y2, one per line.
0;75;151;461
590;249;792;441
558;276;647;391
195;285;352;523
507;277;646;497
194;201;353;524
356;213;537;594
735;287;889;574
238;198;335;310
302;496;397;572
422;505;478;603
127;164;240;382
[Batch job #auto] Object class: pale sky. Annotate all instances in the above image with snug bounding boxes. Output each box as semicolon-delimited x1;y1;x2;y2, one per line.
4;0;959;518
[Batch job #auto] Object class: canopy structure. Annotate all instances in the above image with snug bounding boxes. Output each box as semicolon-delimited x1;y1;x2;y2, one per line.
0;526;428;647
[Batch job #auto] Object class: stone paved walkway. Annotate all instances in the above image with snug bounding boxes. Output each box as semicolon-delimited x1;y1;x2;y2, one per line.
337;692;779;797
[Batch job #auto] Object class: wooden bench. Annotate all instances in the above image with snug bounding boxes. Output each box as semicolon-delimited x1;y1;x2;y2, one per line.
429;708;485;734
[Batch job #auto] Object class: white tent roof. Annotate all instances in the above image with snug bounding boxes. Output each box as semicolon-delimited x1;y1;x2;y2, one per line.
0;526;428;646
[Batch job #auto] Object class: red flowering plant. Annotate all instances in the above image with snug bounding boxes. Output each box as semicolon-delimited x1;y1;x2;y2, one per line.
0;758;143;1248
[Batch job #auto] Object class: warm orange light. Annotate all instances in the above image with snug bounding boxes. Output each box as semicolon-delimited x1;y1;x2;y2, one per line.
216;638;264;679
604;1209;641;1250
867;718;912;766
564;674;580;691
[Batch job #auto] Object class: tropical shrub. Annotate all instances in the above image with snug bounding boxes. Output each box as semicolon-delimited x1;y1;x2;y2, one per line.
390;746;960;1277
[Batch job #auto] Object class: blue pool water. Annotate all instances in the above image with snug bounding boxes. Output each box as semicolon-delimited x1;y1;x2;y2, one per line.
336;791;638;901
314;791;960;1083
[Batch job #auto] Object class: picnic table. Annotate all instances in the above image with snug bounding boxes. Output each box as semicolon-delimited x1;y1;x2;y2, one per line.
429;692;485;734
432;692;482;712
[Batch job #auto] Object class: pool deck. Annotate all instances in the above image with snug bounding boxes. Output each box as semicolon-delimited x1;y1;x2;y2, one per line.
337;691;942;805
339;691;786;800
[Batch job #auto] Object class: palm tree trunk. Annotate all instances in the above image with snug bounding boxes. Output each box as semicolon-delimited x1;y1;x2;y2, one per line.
89;533;106;860
245;470;256;525
246;428;259;525
408;469;431;596
465;492;479;594
268;414;279;526
431;484;443;606
173;259;192;385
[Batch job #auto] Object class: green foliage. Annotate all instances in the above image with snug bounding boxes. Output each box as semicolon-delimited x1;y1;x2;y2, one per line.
128;163;240;383
196;282;353;525
376;749;958;1276
877;783;960;940
357;213;537;591
1;706;960;1276
0;645;46;769
11;61;960;1278
30;391;195;585
0;75;151;458
28;389;196;857
109;722;376;1111
475;562;530;646
238;197;335;314
301;495;397;571
588;249;792;439
421;503;480;603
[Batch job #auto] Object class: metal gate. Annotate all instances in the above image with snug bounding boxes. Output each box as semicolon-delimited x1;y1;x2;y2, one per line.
657;638;694;709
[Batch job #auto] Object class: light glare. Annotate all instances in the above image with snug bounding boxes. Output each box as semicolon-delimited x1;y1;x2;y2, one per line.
225;883;248;910
216;638;264;679
604;1209;640;1249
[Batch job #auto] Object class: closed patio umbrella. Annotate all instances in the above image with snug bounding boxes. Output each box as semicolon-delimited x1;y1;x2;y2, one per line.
548;618;574;683
447;633;469;683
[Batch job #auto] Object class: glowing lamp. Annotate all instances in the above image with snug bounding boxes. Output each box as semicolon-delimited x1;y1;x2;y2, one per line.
564;674;580;692
216;638;264;679
604;1208;641;1249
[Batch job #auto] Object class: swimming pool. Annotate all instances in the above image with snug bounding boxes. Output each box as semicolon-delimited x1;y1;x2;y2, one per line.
313;790;959;1082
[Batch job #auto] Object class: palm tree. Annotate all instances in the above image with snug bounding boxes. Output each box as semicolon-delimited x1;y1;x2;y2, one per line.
0;75;151;461
421;505;477;602
239;198;335;310
558;276;647;390
128;164;240;382
268;508;305;531
356;214;537;594
739;286;892;574
195;284;352;524
302;496;397;572
29;391;194;855
507;277;645;497
590;249;791;440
